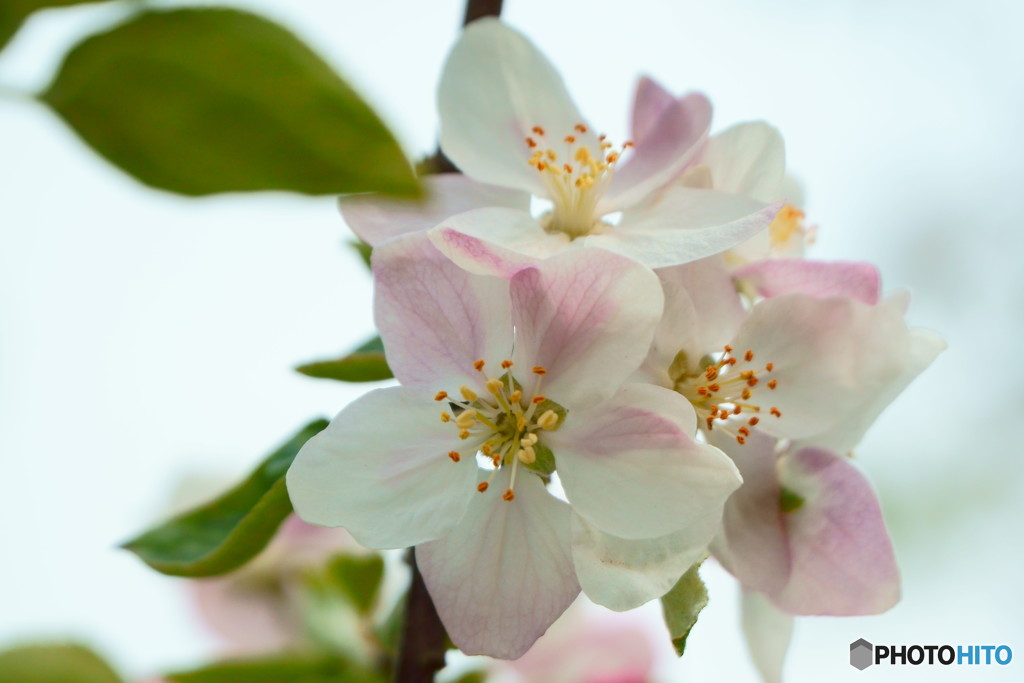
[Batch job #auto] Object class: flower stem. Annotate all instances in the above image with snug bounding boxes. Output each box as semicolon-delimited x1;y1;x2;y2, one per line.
393;550;447;683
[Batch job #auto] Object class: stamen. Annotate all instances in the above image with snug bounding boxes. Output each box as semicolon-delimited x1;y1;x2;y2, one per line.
473;359;486;372
486;378;504;395
503;489;515;501
459;385;478;402
448;451;461;463
531;395;547;404
501;360;514;369
532;366;548;375
477;481;489;492
537;410;559;430
771;407;782;418
434;391;448;401
440;412;451;423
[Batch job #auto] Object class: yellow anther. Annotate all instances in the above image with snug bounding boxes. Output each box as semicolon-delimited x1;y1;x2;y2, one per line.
459;385;478;402
575;147;593;164
509;390;522;403
486;378;504;395
546;149;557;161
459;429;471;439
481;443;493;456
537;410;559;430
455;409;477;429
440;412;451;423
517;415;527;431
517;447;536;465
520;433;538;447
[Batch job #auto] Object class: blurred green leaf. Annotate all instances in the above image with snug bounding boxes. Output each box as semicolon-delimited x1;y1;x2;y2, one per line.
376;592;405;657
451;672;488;683
165;654;384;683
122;419;328;577
0;0;107;52
296;336;392;383
0;643;122;683
660;561;709;657
348;239;373;270
42;8;420;197
326;553;385;616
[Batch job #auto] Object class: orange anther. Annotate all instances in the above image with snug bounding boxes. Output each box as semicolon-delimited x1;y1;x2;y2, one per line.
598;134;607;141
477;482;489;493
745;350;754;362
532;366;548;375
574;123;588;133
434;391;448;401
767;380;778;390
564;135;576;144
747;377;759;387
708;383;720;393
536;161;547;171
532;126;546;136
705;416;715;430
736;435;746;445
606;152;619;163
741;388;752;400
733;405;742;415
739;426;750;437
748;417;760;426
771;407;782;418
724;345;733;354
697;387;708;396
705;367;718;380
526;137;537;148
501;360;514;369
623;141;635;148
474;360;485;371
564;163;574;173
532;395;547;404
502;489;516;501
727;357;738;365
765;362;774;372
448;451;461;463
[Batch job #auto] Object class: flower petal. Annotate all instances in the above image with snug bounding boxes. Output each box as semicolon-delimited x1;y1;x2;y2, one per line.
509;250;664;409
286;387;478;549
572;513;715;611
549;384;741;540
590;186;780;269
728;293;944;451
771;447;900;615
417;470;579;659
741;589;793;683
630;76;675;142
599;93;712;213
373;232;512;396
708;430;790;596
438;19;595;193
701;121;786;202
340;174;530;246
427;207;568;276
734;258;881;305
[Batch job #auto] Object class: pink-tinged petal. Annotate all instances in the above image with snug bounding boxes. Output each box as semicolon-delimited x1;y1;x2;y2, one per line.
340;174;530;247
741;589;793;683
438;19;596;194
708;430;790;596
427;207;568;276
592;186;781;269
572;514;715;611
734;259;881;305
599;93;712;214
640;256;744;387
286;387;478;549
549;384;740;540
417;470;579;659
509;250;663;409
700;122;786;202
771;448;900;615
728;293;944;450
630;76;675;142
373;232;512;395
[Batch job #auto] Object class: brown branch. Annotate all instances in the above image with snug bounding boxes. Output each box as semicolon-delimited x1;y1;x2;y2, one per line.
393;550;448;683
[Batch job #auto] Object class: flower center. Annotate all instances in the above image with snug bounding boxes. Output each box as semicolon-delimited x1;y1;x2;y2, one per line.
435;360;565;501
525;124;633;239
673;345;781;445
769;204;813;250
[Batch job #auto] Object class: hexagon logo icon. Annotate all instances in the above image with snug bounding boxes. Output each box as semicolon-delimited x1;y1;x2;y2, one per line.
850;638;874;670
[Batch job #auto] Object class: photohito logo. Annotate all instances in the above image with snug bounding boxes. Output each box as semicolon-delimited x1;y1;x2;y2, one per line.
850;638;1012;669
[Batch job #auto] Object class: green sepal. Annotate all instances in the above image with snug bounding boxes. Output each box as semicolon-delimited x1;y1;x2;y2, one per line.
296;336;393;383
660;561;709;657
779;487;805;513
121;419;328;577
523;441;556;475
0;643;123;683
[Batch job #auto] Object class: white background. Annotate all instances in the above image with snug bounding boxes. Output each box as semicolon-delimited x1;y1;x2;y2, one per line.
1;0;1021;680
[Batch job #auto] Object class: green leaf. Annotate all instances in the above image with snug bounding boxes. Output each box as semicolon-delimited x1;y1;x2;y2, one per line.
0;643;122;683
122;419;328;577
348;240;373;270
165;654;384;683
325;553;385;616
296;336;392;383
42;9;420;198
0;0;107;52
660;561;709;657
451;672;488;683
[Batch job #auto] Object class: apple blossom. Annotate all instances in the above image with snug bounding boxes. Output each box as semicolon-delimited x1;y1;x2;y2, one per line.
340;19;781;270
286;233;741;658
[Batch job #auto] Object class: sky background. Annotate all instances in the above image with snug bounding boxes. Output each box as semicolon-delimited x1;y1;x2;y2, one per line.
1;0;1022;680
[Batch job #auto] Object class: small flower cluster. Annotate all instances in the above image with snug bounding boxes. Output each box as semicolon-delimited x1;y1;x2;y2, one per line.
287;18;944;668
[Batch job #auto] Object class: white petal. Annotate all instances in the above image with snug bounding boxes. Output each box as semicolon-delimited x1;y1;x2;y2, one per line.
286;387;478;549
702;122;786;202
630;76;675;142
417;470;579;659
549;384;740;539
571;513;716;611
373;232;512;396
589;186;780;269
438;19;595;194
741;589;793;683
509;250;664;409
427;207;570;276
340;174;530;246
